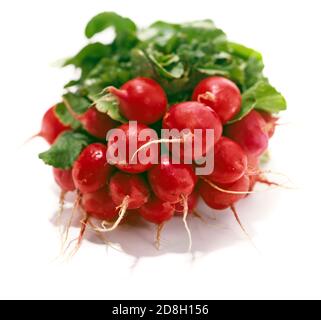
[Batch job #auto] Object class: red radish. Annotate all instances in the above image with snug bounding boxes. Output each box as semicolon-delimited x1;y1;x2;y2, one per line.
205;137;247;185
108;77;168;125
62;97;119;139
53;168;76;192
192;77;242;124
39;106;70;144
139;196;175;249
225;110;269;157
109;172;150;209
81;187;118;221
148;155;197;251
200;175;250;210
107;123;159;174
175;188;199;215
72;143;113;194
139;196;175;225
162;101;222;160
148;155;197;204
93;172;150;232
259;111;279;138
79;106;119;139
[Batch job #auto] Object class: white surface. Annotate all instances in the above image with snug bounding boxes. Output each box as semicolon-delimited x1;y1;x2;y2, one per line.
0;0;321;300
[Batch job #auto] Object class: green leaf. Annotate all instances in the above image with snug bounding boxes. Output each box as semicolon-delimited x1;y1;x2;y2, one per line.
62;92;91;115
38;131;94;169
64;43;111;78
60;14;286;120
85;12;137;39
146;49;185;79
95;94;127;123
228;42;262;61
54;103;80;129
229;80;287;123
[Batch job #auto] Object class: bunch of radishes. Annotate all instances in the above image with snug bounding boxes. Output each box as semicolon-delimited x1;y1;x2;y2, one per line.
38;75;279;252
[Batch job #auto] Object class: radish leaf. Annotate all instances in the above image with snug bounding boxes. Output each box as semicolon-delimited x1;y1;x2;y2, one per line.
39;131;94;169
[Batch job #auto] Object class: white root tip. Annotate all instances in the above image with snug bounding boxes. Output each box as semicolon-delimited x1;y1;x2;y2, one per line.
182;195;192;252
230;205;259;252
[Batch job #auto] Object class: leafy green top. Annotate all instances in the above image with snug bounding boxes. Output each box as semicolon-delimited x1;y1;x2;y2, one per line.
40;12;287;169
62;12;285;112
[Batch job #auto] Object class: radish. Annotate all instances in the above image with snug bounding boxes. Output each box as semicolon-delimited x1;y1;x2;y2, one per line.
110;172;150;209
162;101;222;160
139;196;175;249
53;168;75;192
81;187;118;221
139;196;174;225
205;137;248;185
79;106;119;139
108;77;168;125
107;123;159;174
148;155;198;251
148;155;197;204
72;143;113;194
200;175;250;210
192;77;242;124
225;110;269;157
93;172;150;232
63;97;119;139
38;106;70;144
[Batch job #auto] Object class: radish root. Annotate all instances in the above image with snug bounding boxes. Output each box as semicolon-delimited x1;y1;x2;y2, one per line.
58;191;66;220
61;190;81;253
57;190;67;237
21;133;40;146
182;195;192;252
68;214;89;258
201;177;253;195
155;222;165;250
94;196;130;233
193;210;207;223
230;205;258;251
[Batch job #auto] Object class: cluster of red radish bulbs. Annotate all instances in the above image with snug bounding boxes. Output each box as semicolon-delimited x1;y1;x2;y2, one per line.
38;76;278;253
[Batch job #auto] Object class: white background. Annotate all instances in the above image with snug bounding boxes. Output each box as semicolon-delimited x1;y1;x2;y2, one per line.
0;0;320;300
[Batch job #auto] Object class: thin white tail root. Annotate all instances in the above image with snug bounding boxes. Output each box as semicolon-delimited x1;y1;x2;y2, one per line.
61;191;81;253
67;214;89;258
155;222;165;250
182;195;192;252
230;205;258;251
94;196;130;233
